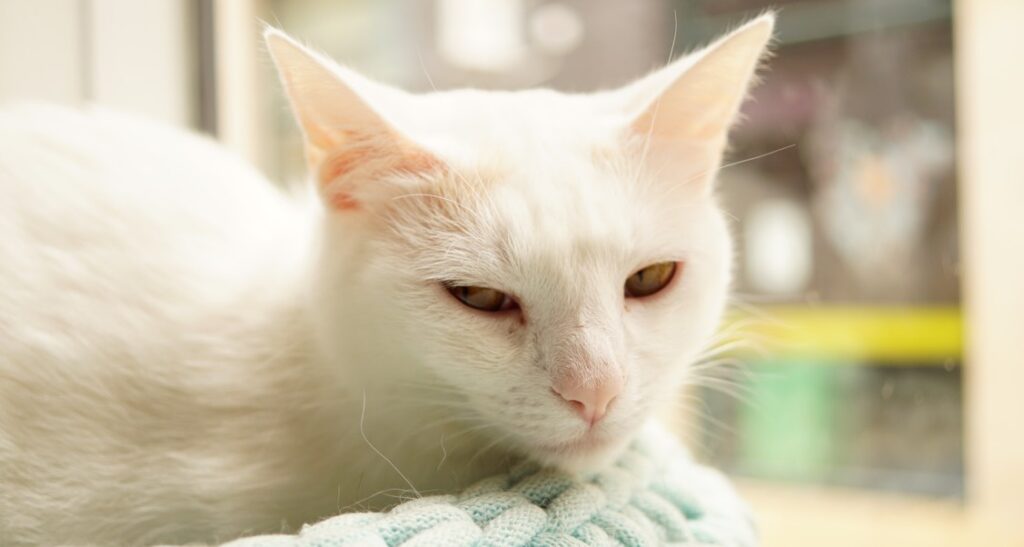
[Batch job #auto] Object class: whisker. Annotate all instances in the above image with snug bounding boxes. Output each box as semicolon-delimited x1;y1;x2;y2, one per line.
437;434;448;471
467;433;512;468
359;391;419;497
634;9;680;180
679;143;797;186
417;52;438;92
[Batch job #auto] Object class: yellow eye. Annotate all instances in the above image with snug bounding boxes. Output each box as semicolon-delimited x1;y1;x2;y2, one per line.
447;285;517;312
624;261;678;298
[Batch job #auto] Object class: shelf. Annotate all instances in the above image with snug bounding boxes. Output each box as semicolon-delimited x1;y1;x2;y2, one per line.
677;0;952;47
724;306;962;364
735;479;1020;547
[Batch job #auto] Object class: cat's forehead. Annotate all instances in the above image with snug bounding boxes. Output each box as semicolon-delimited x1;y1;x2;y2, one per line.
395;89;623;158
487;156;632;241
406;147;688;283
384;89;703;278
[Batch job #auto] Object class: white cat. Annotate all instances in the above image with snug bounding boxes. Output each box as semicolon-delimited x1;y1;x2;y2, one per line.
0;15;773;546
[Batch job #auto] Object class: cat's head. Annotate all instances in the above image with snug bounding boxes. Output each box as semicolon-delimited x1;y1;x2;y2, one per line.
267;15;773;471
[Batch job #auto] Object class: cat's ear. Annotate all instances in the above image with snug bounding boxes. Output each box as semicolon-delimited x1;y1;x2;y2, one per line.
626;14;774;160
265;29;440;211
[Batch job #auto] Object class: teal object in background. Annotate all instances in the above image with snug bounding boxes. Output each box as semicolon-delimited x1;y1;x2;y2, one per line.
737;360;838;482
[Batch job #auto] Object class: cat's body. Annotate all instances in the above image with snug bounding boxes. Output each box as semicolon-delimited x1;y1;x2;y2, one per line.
0;104;519;545
0;105;334;542
0;17;773;546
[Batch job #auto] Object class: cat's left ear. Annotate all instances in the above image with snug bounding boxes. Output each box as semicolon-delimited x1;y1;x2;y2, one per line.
265;29;441;211
625;14;775;171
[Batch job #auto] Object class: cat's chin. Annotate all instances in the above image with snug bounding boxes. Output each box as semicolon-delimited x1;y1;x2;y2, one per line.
524;433;632;474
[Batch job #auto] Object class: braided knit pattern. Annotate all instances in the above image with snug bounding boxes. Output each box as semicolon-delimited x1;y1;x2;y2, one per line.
221;425;756;547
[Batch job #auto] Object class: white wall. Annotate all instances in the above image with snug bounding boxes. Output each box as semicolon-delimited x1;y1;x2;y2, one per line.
0;0;195;127
956;0;1024;530
0;1;85;104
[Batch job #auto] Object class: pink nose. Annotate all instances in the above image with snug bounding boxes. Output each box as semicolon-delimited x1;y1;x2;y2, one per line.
552;376;623;426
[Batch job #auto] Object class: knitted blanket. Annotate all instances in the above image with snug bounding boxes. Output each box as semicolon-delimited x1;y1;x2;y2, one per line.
221;425;756;546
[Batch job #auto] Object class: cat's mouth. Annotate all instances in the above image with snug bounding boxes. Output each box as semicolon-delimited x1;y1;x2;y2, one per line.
524;431;627;471
533;433;610;454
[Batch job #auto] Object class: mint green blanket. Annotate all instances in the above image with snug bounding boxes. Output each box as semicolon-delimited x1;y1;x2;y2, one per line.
221;425;756;546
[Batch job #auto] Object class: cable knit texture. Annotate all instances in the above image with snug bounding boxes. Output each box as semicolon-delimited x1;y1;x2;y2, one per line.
218;425;756;547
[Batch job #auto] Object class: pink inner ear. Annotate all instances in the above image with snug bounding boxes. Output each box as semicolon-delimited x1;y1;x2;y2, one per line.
320;146;376;184
327;192;360;210
317;139;443;212
318;146;375;211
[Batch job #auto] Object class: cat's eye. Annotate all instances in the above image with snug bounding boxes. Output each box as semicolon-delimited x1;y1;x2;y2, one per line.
447;285;518;312
624;261;678;298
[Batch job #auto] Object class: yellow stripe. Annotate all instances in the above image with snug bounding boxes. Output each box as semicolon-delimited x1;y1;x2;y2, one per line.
723;306;963;364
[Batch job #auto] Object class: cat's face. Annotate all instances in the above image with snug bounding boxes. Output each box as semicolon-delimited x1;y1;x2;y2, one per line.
370;134;732;469
268;15;773;470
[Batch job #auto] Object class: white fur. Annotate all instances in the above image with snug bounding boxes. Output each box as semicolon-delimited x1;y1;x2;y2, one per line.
0;15;773;546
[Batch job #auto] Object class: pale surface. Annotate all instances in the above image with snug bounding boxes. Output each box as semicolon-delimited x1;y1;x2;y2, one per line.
957;0;1024;528
739;480;1024;547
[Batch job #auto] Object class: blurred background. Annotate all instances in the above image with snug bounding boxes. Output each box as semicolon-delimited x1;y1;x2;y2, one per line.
1;0;1021;545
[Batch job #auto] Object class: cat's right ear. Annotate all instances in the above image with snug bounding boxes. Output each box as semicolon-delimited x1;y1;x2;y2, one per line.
265;29;441;211
618;14;775;191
